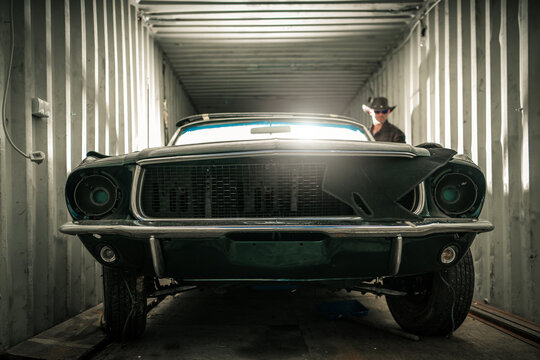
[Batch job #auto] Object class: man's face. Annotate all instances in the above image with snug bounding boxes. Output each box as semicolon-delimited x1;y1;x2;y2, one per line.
370;109;391;124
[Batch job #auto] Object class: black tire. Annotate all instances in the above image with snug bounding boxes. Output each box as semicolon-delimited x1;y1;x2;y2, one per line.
102;266;147;340
385;249;474;336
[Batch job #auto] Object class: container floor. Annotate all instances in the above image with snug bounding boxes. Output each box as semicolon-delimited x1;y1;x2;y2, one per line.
92;286;539;360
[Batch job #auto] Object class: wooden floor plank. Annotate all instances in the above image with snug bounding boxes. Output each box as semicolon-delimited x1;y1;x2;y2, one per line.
3;305;108;360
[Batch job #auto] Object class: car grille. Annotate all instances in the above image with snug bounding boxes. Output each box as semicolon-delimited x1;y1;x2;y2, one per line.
138;159;355;219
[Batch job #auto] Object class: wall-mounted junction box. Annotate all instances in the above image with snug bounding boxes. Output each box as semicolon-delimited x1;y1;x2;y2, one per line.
32;98;50;118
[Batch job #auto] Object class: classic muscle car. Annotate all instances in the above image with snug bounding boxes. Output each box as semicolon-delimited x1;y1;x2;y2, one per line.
60;113;493;340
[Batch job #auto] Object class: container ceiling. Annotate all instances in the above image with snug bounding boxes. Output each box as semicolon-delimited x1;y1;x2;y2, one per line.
137;1;429;114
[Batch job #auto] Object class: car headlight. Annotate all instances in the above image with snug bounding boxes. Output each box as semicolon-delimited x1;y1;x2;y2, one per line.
433;172;478;216
73;174;119;217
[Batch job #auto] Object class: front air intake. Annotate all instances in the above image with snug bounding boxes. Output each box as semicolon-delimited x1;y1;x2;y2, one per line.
397;183;424;215
138;159;355;219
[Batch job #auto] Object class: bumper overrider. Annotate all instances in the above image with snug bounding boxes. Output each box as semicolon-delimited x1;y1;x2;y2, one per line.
60;218;493;281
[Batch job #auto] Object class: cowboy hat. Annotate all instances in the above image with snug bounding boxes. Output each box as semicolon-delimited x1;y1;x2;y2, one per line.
362;97;396;113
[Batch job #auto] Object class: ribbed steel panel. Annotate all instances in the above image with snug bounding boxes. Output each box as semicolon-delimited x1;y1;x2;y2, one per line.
0;0;195;350
343;0;539;324
138;0;426;113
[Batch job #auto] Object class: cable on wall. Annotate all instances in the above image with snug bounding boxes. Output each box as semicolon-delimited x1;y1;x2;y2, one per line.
1;0;45;164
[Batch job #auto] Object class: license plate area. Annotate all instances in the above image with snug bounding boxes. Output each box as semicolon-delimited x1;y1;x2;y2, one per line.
227;232;328;267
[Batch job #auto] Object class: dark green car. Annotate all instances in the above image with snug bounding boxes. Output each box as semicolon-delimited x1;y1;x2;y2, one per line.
60;113;493;340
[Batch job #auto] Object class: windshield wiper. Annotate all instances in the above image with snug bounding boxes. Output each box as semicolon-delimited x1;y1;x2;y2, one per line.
250;126;291;134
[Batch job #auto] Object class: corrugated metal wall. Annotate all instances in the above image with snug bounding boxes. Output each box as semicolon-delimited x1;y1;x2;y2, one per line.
0;0;195;350
344;0;539;323
1;0;538;351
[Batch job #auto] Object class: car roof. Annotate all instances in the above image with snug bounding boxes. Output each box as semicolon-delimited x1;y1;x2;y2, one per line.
175;112;362;128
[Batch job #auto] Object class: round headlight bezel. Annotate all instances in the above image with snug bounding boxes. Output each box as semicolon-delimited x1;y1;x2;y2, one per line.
72;173;120;218
433;172;478;216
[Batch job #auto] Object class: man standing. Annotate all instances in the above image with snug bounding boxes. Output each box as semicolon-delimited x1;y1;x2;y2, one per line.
362;97;405;143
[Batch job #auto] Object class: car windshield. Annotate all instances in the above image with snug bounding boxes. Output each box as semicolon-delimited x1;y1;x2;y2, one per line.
173;120;370;145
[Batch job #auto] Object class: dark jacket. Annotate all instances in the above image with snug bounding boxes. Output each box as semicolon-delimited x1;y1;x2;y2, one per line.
370;121;406;143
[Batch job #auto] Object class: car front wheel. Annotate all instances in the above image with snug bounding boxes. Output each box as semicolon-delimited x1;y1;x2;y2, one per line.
102;266;147;340
385;249;474;336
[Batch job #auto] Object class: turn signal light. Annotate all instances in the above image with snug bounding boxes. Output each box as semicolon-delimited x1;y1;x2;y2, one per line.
99;245;117;263
440;245;458;264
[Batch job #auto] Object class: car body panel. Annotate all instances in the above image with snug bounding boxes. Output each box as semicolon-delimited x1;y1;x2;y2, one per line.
60;113;493;287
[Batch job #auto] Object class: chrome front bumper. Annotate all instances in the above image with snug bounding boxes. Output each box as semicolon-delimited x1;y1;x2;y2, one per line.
59;219;493;238
60;219;493;279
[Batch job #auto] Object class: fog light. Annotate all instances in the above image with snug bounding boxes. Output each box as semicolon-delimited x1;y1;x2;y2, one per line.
100;245;117;263
440;246;458;264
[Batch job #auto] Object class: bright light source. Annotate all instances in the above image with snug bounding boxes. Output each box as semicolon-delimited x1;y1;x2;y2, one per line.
175;121;369;145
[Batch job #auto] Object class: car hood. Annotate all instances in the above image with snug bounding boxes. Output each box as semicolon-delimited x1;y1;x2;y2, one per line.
79;139;431;168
